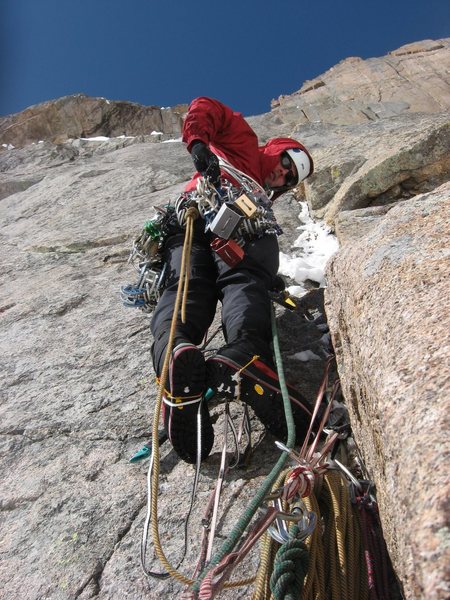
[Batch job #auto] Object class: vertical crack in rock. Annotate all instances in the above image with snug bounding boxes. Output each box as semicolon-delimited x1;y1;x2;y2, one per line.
74;499;147;598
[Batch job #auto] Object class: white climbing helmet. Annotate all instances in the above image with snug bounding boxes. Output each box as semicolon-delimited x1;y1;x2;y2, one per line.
285;148;312;184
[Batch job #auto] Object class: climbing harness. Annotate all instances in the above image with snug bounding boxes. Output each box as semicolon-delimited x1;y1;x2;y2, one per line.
175;158;282;267
121;159;281;310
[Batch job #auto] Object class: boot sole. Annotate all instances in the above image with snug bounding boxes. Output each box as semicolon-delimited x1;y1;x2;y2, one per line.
164;344;214;463
208;355;312;417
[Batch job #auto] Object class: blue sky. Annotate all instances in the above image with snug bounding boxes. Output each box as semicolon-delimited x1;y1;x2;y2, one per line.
1;0;449;118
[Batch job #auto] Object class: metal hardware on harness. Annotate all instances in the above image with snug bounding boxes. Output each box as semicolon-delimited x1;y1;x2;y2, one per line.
265;500;317;544
120;207;174;313
234;193;258;218
191;159;283;244
121;262;167;312
209;203;243;239
210;237;244;267
269;289;297;311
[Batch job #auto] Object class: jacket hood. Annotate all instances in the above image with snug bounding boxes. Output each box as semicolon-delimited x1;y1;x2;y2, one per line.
258;137;314;199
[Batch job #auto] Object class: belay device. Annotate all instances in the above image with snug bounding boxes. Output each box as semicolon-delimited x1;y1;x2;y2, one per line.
120;207;173;313
207;192;258;267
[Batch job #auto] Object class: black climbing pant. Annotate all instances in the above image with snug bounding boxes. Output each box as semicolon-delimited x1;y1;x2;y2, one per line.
150;223;279;376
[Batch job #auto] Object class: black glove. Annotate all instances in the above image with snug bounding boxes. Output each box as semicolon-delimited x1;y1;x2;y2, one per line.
190;141;221;186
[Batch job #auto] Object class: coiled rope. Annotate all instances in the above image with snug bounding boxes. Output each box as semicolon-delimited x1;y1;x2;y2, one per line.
251;468;372;600
252;468;290;600
269;523;309;600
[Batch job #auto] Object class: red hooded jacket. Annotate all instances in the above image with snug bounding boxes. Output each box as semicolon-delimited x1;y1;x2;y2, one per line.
182;97;312;199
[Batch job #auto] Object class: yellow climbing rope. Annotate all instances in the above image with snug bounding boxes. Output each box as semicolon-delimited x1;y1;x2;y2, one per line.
252;469;369;600
146;207;258;591
149;206;199;586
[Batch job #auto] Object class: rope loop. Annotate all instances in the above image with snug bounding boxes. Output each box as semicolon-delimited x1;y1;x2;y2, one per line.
269;524;309;600
141;191;202;587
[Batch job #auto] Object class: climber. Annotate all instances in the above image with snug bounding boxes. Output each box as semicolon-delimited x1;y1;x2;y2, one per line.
150;96;314;463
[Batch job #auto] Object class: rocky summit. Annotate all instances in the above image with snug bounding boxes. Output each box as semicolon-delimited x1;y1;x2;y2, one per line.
1;39;449;599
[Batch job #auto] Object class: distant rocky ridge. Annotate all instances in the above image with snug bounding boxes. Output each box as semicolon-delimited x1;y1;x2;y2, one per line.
0;39;449;600
2;38;449;151
0;94;187;148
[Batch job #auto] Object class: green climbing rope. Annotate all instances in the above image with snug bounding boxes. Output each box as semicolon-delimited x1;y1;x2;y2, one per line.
192;303;297;593
270;523;309;600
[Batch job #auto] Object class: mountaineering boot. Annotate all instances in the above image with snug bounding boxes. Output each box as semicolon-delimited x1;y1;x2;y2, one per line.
162;342;214;464
206;345;314;444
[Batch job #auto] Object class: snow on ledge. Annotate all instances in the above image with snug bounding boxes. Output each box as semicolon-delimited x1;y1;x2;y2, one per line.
279;201;339;296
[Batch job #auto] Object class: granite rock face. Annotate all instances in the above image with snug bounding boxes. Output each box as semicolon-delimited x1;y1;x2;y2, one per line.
302;112;450;223
1;38;449;599
0;135;333;600
251;108;450;227
325;183;450;600
0;94;187;148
